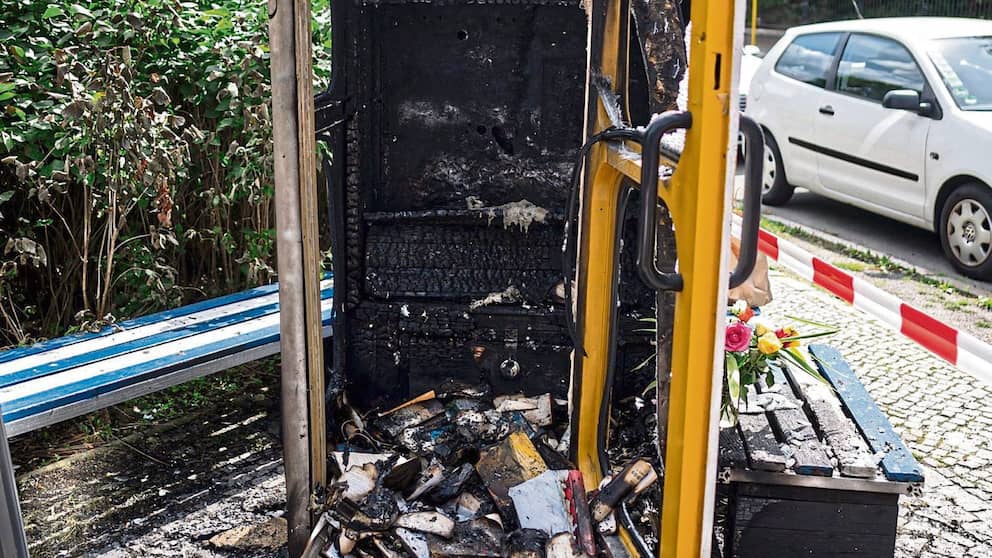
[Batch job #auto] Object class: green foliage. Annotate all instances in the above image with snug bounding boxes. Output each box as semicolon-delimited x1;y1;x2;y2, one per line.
755;0;992;27
0;0;331;344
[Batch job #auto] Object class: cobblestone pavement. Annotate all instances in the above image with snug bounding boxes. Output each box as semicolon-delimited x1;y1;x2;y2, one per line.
766;266;992;558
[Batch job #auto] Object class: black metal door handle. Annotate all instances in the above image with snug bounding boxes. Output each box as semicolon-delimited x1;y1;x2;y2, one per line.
819;105;835;115
636;110;693;292
731;116;764;289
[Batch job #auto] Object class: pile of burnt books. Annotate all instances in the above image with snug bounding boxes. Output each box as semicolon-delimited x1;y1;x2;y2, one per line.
306;384;658;557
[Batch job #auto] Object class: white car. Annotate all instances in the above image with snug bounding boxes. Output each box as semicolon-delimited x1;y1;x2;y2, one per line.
746;18;992;280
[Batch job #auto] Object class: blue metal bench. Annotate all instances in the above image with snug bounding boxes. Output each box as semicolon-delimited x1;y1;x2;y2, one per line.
0;278;334;437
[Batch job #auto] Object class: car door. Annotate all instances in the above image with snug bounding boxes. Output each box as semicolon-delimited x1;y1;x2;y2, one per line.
813;33;932;220
751;31;843;189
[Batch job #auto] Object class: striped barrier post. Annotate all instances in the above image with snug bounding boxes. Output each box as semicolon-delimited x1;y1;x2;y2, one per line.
732;216;992;385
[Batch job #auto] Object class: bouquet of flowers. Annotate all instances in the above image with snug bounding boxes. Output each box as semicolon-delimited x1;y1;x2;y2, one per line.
722;300;837;426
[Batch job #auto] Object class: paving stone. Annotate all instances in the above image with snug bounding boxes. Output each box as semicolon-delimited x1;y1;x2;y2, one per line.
766;267;992;557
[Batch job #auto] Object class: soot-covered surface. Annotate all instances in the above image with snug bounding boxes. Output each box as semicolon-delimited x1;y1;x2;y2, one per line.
329;0;590;409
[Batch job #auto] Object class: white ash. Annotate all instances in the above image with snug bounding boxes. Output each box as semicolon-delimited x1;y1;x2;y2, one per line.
469;286;522;310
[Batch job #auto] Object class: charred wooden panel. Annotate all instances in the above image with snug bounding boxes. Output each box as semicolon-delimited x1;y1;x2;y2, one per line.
363;214;563;301
728;484;899;558
331;0;591;409
371;3;587;212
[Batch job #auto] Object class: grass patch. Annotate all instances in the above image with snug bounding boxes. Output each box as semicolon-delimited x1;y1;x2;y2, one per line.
760;216;979;298
835;261;868;273
979;297;992;312
976;320;992;329
943;300;970;312
131;357;279;421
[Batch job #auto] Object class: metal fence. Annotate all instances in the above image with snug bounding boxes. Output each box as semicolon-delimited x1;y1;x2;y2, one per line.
756;0;992;27
855;0;992;18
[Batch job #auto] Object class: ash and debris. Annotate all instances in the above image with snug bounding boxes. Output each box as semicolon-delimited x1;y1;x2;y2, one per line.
308;383;659;557
469;286;523;310
406;153;574;212
605;393;662;554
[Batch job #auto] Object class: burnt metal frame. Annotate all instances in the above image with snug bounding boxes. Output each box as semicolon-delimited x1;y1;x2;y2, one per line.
573;0;754;556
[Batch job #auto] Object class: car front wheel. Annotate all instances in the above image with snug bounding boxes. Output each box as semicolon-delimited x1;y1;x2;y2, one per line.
940;182;992;280
760;132;794;206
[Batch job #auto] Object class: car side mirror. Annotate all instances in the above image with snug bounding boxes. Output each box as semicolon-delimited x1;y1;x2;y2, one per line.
882;89;923;112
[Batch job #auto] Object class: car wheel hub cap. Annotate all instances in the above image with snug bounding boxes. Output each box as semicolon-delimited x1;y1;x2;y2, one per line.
964;223;977;243
947;199;992;266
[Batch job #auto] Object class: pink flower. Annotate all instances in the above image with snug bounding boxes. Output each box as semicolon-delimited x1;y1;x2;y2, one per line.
725;322;752;352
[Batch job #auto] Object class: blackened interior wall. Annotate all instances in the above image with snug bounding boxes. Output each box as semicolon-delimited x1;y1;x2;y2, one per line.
333;0;591;409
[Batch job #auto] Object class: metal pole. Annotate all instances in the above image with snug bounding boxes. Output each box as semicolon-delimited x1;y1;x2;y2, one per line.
0;408;29;558
268;0;325;556
750;0;758;45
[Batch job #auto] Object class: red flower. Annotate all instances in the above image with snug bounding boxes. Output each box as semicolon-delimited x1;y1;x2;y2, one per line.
739;307;755;322
776;327;799;348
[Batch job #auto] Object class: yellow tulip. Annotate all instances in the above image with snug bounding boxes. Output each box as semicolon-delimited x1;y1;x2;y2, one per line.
757;332;783;355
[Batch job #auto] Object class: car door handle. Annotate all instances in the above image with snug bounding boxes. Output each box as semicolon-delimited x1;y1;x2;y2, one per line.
819;105;835;115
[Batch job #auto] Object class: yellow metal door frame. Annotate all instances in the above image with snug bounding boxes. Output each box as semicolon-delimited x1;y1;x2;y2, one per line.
573;0;744;556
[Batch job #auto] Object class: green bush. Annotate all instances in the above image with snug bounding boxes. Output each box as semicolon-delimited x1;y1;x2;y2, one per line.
0;0;330;344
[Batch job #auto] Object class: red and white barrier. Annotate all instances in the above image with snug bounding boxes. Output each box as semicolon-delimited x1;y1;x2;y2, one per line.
733;216;992;385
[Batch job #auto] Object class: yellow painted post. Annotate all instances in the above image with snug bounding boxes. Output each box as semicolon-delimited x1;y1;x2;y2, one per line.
751;0;758;45
575;0;740;555
658;0;738;556
573;0;629;488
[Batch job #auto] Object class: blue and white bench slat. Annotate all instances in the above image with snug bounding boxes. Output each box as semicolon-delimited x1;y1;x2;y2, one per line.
810;344;924;484
0;280;332;389
1;306;333;426
0;279;333;437
0;282;282;365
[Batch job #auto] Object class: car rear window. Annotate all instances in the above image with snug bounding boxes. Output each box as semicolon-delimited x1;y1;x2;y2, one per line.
774;32;842;87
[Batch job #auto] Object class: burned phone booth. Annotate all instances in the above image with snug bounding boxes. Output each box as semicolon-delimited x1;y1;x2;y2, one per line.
313;0;686;555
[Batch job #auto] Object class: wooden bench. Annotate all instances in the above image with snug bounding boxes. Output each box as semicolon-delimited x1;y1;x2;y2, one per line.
0;278;334;437
717;344;923;558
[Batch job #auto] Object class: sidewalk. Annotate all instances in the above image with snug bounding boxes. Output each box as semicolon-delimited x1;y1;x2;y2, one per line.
14;264;991;557
765;266;992;558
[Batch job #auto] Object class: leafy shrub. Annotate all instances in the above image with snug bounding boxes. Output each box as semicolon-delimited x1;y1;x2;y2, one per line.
0;0;331;344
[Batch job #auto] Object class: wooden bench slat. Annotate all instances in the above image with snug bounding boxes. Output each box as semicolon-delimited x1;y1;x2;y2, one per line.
0;294;281;389
781;363;878;479
738;411;788;472
1;304;333;424
0;290;281;381
0;278;335;433
0;283;282;365
761;366;834;477
809;344;924;483
719;425;748;470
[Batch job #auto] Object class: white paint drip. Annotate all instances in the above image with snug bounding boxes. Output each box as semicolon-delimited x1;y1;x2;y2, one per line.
489;200;548;232
469;286;522;310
